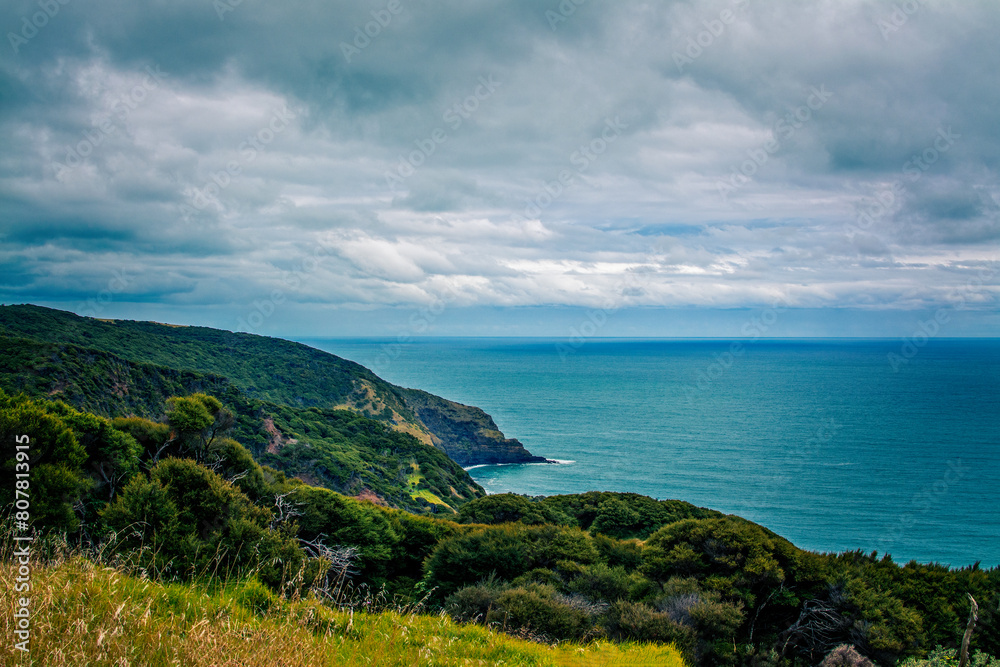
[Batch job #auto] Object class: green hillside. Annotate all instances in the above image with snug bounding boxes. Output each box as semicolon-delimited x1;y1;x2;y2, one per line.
0;304;544;466
0;334;482;513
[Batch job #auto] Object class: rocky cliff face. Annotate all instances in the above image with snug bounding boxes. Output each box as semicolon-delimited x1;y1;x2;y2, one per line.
401;389;549;466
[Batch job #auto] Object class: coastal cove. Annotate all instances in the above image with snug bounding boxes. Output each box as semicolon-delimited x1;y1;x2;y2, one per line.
303;337;1000;568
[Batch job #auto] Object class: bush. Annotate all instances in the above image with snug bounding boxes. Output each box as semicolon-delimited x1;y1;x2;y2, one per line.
899;647;1000;667
456;493;563;526
423;523;599;598
100;457;280;579
293;485;400;582
446;582;502;624
208;437;270;502
593;533;644;570
603;599;696;654
0;391;90;532
234;578;280;615
493;584;592;640
568;563;636;603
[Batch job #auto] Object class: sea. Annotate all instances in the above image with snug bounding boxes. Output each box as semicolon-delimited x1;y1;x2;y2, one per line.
299;337;1000;568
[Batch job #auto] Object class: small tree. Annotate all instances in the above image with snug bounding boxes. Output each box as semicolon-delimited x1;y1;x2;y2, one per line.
162;393;234;462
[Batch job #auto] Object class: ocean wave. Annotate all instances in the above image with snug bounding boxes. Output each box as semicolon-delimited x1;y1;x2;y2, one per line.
463;459;574;471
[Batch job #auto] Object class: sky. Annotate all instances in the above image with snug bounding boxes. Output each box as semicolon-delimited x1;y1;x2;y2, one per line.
1;0;998;338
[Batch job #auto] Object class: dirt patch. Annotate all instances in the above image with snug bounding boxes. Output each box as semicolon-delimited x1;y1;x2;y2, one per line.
353;488;389;507
263;417;284;454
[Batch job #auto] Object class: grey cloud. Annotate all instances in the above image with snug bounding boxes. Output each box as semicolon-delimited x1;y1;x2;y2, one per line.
1;0;998;325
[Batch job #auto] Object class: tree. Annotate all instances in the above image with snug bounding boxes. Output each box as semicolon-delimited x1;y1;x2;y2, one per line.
163;393;234;462
0;391;90;532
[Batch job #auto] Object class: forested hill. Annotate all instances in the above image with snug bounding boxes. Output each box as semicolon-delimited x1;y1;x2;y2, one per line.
0;304;543;466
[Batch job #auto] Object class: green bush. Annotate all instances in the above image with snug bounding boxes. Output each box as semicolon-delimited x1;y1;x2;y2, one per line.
567;563;636;603
423;523;599;598
208;437;270;502
445;581;502;624
899;647;1000;667
602;599;696;654
0;391;90;532
457;493;564;525
493;584;591;639
100;457;279;579
293;485;400;581
593;533;644;570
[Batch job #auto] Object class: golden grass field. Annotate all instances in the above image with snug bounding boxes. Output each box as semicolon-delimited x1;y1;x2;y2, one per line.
1;557;686;667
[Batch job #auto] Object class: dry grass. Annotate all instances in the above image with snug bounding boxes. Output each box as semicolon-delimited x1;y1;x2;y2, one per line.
1;556;685;666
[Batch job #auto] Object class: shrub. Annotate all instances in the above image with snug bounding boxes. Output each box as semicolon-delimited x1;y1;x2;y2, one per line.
423;523;599;598
593;533;644;570
234;578;280;615
100;457;279;579
898;647;1000;667
446;582;502;624
0;391;90;532
568;563;635;603
602;599;696;655
456;493;563;526
493;584;592;639
208;437;270;502
293;485;400;582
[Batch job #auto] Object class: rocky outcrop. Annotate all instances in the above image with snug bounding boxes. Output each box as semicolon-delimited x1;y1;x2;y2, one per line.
400;389;549;466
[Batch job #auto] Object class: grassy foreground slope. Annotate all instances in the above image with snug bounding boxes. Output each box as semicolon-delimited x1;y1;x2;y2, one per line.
0;558;685;667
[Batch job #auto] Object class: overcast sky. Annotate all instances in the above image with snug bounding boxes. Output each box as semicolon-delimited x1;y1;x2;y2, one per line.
1;0;998;337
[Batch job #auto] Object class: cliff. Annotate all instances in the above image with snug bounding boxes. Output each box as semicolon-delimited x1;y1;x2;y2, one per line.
400;388;548;466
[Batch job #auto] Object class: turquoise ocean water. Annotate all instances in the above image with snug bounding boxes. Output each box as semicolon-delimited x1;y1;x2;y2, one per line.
300;338;1000;568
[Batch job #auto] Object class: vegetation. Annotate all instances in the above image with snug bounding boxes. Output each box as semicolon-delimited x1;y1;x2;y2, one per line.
2;384;996;665
0;336;483;513
0;304;543;465
1;305;998;666
0;556;685;666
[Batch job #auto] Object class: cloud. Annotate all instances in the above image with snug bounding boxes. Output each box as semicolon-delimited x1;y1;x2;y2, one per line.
0;0;997;333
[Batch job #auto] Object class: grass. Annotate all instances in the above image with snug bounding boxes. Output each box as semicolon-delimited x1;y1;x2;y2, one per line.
1;558;686;666
407;462;452;509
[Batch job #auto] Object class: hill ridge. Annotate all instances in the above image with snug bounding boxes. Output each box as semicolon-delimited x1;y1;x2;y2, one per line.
0;304;545;467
